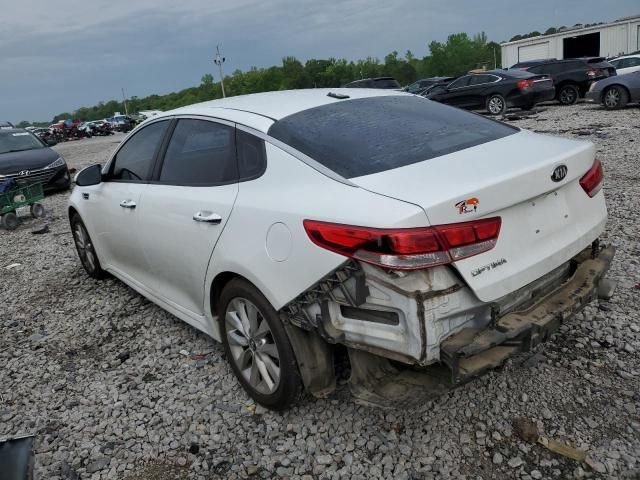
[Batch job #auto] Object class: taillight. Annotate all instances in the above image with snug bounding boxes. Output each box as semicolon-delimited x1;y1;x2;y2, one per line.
587;68;601;78
580;159;604;197
303;217;502;270
516;79;534;89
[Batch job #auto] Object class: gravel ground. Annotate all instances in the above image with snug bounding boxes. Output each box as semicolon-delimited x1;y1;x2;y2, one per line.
1;103;639;480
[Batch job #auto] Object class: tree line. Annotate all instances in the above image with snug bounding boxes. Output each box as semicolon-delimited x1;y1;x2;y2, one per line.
26;32;501;125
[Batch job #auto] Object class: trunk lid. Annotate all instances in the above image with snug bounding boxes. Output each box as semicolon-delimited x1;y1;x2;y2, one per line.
351;130;607;302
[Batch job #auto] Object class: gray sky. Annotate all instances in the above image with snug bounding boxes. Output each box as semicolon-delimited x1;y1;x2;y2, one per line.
2;0;638;122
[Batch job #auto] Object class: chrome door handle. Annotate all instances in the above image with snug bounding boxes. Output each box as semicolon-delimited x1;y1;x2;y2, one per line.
120;200;137;209
193;211;222;224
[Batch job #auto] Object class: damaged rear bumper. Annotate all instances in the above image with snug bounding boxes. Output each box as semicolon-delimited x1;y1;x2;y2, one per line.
282;243;615;402
440;244;615;383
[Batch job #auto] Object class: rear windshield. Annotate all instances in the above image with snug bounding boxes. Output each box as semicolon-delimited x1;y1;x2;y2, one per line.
268;95;517;178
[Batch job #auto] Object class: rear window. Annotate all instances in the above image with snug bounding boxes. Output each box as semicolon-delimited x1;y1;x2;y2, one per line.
267;96;517;178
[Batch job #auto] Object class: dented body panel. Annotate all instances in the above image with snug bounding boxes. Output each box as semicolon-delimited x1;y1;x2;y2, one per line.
282;243;614;389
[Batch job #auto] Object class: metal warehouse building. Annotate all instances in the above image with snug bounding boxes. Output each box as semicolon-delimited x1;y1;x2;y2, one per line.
501;15;640;68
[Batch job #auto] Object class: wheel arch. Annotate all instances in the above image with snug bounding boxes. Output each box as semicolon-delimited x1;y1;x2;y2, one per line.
603;83;631;98
68;205;79;221
208;269;337;399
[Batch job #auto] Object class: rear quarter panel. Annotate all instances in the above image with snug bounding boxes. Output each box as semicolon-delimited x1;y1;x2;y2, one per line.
204;142;430;327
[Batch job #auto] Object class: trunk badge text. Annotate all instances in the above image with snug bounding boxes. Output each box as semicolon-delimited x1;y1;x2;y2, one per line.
19;170;31;176
471;258;507;277
551;165;568;182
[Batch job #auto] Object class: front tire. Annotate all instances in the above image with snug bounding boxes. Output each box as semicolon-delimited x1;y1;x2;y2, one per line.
219;278;303;410
602;86;628;110
70;213;104;279
486;94;506;115
558;84;579;105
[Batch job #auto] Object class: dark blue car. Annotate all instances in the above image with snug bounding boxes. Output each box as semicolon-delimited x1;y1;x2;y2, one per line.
0;129;70;192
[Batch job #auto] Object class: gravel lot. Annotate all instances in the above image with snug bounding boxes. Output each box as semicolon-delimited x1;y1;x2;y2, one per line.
1;103;639;480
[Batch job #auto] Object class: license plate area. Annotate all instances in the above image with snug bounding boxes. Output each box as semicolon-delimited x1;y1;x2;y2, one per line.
525;189;570;238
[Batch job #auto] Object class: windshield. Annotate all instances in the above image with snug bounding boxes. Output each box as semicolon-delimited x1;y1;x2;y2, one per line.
268;95;517;178
0;131;45;155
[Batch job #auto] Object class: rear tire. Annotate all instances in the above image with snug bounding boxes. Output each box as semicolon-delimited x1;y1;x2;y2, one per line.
1;212;18;230
486;94;506;115
602;85;628;110
70;213;105;279
219;278;303;411
558;84;579;105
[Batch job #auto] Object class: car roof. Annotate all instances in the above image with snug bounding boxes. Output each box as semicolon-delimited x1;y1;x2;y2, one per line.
611;53;640;60
0;128;29;135
156;88;408;133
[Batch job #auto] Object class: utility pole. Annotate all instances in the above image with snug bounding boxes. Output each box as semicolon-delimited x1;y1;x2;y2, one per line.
214;45;226;98
121;88;129;115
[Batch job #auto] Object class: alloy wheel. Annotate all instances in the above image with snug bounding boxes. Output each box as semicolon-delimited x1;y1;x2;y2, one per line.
604;88;620;108
488;97;504;114
73;223;96;272
225;297;281;395
560;87;577;105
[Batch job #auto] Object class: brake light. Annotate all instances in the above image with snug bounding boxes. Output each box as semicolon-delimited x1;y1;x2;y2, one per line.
303;217;502;270
516;79;535;89
580;159;604;197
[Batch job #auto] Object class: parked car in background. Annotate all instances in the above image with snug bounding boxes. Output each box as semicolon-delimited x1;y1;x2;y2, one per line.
69;89;612;410
586;70;640;109
609;54;640;76
404;76;456;94
511;57;616;105
0;128;70;192
342;77;401;89
107;115;135;132
0;122;15;130
426;69;555;114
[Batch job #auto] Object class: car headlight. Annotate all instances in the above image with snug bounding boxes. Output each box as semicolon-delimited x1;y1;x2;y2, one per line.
45;157;66;169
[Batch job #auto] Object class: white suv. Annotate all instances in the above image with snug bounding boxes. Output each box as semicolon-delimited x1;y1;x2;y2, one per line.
69;89;614;409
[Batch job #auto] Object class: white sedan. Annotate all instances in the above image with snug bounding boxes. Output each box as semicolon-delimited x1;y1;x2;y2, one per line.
69;89;614;410
610;54;640;76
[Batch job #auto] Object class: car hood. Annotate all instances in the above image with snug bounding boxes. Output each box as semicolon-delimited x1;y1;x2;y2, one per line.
0;147;59;174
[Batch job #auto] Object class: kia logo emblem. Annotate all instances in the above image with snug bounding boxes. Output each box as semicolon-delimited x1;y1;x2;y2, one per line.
19;170;30;176
551;165;567;182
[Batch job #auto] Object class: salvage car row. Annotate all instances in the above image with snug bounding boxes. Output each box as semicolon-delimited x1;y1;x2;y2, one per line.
356;54;640;114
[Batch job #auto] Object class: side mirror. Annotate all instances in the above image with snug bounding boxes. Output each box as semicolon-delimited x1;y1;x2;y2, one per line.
45;138;57;146
75;164;102;187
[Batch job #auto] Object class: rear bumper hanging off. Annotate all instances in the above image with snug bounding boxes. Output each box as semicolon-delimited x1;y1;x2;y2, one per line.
440;244;615;383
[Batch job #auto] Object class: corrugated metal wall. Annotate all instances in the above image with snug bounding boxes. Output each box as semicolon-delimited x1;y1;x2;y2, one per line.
501;18;640;68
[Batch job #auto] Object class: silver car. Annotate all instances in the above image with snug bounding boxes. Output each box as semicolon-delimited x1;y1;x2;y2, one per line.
586;71;640;109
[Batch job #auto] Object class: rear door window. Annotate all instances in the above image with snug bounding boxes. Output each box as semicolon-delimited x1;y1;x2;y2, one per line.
469;75;498;86
159;119;237;186
448;76;470;89
268;96;517;179
110;120;169;181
